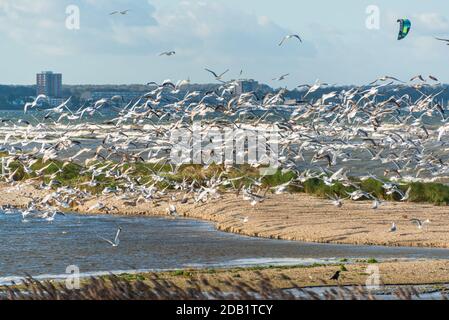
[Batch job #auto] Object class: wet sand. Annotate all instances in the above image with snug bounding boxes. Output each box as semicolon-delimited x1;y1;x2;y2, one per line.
2;182;449;249
125;259;449;290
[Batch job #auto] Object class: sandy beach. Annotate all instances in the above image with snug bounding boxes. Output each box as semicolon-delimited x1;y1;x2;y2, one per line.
2;182;449;249
129;259;449;290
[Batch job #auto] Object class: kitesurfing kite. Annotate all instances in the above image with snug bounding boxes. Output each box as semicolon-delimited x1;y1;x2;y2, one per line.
397;19;411;40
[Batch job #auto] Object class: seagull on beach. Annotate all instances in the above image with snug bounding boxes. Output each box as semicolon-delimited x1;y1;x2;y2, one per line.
98;228;122;247
372;198;383;210
389;223;397;233
88;202;106;212
167;204;179;217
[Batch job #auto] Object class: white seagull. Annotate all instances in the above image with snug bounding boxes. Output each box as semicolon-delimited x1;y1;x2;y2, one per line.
24;95;47;114
167;204;179;217
410;219;431;230
99;228;122;247
43;211;65;223
389;223;397;233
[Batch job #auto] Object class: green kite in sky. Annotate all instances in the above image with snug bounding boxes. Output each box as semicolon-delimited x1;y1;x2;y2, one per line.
397;19;411;40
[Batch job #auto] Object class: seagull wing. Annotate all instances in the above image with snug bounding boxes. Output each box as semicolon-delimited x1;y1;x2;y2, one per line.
205;68;219;78
219;69;230;78
24;102;31;114
293;34;303;42
114;228;122;244
410;75;424;82
387;76;404;83
98;236;115;246
435;37;449;43
278;36;287;46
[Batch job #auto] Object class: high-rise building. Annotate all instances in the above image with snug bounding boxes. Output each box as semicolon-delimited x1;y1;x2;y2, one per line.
36;71;62;98
235;79;258;96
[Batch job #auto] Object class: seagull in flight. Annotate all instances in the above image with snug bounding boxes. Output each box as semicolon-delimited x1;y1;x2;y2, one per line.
410;75;426;82
42;210;65;223
327;193;344;208
98;227;122;247
279;34;302;46
24;94;47;114
110;10;130;15
272;74;289;81
159;51;176;57
429;75;439;82
410;219;430;230
435;37;449;45
205;68;229;82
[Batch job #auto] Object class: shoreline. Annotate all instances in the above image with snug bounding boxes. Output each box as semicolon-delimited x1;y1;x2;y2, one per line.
3;259;449;292
2;182;449;249
54;259;449;291
131;259;449;289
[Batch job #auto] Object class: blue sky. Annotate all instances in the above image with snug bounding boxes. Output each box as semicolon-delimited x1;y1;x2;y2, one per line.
0;0;448;86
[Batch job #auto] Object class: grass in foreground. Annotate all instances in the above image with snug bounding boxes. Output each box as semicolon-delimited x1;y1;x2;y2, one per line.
1;274;425;300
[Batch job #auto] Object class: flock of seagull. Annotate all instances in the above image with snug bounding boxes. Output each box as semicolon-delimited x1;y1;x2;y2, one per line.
0;11;447;246
0;70;445;242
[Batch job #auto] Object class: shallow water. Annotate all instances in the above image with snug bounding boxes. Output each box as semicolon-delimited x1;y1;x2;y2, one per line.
1;211;449;283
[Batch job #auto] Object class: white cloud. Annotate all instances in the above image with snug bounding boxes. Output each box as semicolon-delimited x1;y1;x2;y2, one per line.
0;0;158;55
413;13;449;32
0;0;318;84
0;0;316;59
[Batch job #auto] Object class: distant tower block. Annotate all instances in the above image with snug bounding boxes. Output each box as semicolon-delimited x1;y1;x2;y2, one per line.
36;71;62;98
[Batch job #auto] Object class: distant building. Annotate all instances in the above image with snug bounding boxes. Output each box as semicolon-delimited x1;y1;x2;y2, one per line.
284;99;299;106
48;98;66;107
36;71;62;98
235;79;258;96
90;91;144;103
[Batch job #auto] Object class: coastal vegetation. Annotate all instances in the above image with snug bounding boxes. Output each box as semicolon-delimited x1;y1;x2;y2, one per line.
2;152;449;206
0;271;421;301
